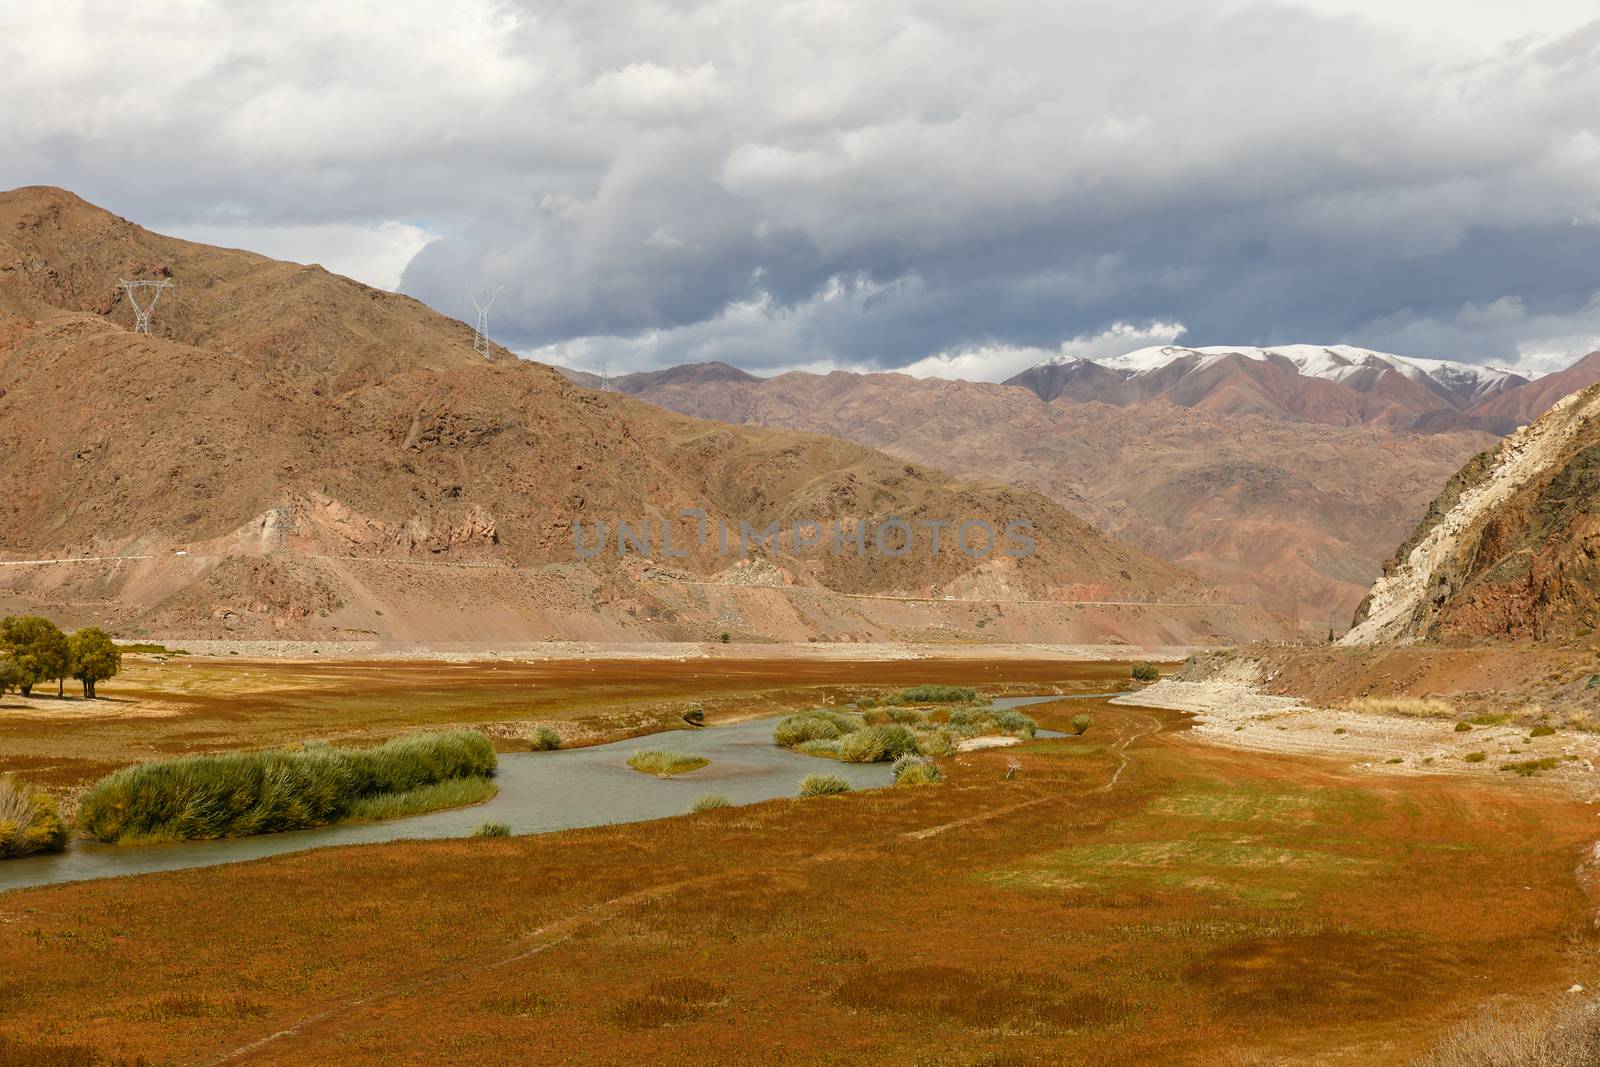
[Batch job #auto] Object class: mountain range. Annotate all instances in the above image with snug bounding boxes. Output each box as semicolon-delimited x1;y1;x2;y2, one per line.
0;187;1268;647
581;344;1600;623
1006;344;1600;433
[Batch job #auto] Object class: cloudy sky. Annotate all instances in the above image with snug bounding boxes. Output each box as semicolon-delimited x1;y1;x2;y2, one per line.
4;1;1600;380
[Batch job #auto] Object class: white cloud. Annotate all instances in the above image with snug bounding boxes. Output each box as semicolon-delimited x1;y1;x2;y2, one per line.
4;1;1600;374
898;322;1189;382
1360;293;1600;376
163;220;435;291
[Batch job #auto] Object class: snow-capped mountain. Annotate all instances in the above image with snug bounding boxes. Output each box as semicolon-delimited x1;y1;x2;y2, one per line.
1006;344;1547;429
1096;345;1528;403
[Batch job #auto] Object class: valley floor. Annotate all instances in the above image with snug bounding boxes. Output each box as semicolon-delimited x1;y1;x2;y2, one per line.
1;654;1598;1064
0;649;1133;794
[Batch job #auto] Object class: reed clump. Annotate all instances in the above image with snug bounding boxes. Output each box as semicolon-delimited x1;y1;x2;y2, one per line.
0;776;69;858
76;730;497;844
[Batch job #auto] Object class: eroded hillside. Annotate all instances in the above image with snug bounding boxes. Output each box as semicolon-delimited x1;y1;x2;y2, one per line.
0;187;1258;645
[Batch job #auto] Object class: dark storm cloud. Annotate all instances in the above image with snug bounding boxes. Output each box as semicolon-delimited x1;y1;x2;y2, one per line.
3;1;1599;377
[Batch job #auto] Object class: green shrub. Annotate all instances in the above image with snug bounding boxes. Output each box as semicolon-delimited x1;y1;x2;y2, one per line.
1529;725;1557;738
1131;663;1160;682
719;631;731;643
772;710;859;748
682;704;705;726
892;754;943;786
839;724;919;763
0;776;69;858
796;738;842;758
691;793;732;813
1454;721;1473;732
947;706;1038;740
115;641;191;656
887;685;977;705
798;773;851;797
885;706;926;725
627;750;710;776
917;728;959;758
76;730;497;844
1462;751;1487;763
1070;714;1092;736
529;726;562;751
472;821;510;837
1501;757;1560;777
993;709;1038;738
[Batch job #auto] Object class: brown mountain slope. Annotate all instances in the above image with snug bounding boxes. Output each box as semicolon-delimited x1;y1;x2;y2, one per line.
1463;351;1600;435
1345;383;1600;645
1001;345;1587;433
0;187;1252;645
595;364;1498;624
1008;351;1461;428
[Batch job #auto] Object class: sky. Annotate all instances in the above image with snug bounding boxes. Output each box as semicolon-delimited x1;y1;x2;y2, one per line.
3;0;1599;381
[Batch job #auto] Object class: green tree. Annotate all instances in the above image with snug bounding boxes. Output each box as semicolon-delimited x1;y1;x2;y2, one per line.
0;653;20;699
68;627;121;699
0;616;70;698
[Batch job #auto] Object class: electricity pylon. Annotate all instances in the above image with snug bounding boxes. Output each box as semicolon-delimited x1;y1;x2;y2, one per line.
120;279;174;334
466;285;505;356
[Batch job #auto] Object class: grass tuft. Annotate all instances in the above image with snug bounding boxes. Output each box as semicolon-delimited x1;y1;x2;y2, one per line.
627;750;710;776
691;793;732;813
892;754;943;786
347;777;497;822
471;821;510;837
0;775;69;858
839;724;920;764
528;726;562;751
798;773;851;797
609;977;727;1029
1412;998;1600;1066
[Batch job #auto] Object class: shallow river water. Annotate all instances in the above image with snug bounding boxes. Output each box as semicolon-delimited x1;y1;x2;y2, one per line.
0;695;1082;893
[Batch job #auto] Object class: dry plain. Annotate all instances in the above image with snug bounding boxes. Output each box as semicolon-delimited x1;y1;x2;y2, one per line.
0;656;1597;1065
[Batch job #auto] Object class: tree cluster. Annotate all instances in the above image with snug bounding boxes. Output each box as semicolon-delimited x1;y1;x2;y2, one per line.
0;616;122;699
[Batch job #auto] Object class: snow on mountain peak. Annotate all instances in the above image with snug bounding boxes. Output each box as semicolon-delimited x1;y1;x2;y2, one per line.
1042;344;1533;397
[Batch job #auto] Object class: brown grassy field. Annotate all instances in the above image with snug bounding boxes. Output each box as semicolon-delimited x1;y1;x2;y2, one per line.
1;689;1596;1066
0;654;1120;792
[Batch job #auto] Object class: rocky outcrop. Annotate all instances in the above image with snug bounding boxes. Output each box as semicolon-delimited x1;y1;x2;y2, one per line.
1344;385;1600;644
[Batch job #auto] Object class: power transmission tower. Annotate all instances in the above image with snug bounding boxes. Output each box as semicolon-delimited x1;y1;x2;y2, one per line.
120;279;174;334
599;361;610;392
466;285;505;356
